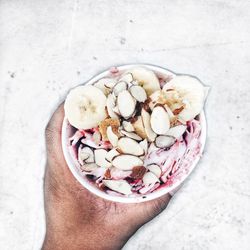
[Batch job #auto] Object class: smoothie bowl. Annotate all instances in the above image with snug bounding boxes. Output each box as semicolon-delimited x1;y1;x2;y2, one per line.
62;64;208;203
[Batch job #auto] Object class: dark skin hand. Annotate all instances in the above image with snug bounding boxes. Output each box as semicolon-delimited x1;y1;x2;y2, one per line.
43;104;172;250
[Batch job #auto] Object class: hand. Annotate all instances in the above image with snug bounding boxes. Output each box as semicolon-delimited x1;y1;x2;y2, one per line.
43;104;172;250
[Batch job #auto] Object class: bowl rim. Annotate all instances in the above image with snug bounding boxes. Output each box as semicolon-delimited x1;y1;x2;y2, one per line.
61;64;207;203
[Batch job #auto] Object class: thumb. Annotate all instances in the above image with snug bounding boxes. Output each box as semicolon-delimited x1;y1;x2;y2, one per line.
45;103;65;156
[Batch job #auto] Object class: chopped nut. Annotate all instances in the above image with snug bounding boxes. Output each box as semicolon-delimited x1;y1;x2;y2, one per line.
99;118;120;141
131;116;147;139
104;169;111;179
112;155;143;170
142;98;151;112
131;166;147;179
173;106;185;115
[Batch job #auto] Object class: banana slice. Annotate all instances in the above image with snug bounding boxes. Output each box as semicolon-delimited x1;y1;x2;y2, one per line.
65;85;107;129
163;75;206;122
126;67;160;95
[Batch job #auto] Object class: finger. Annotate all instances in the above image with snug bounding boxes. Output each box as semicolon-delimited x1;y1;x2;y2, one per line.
45;103;83;190
145;193;172;219
45;102;65;156
153;192;172;212
129;193;172;228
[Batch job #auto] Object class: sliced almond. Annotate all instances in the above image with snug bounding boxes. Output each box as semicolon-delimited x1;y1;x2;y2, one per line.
105;148;120;162
85;149;94;163
164;104;178;126
88;167;106;178
120;130;142;141
139;139;148;155
94;149;112;168
117;90;136;119
118;137;144;156
155;135;175;148
102;180;132;195
148;142;158;152
110;167;132;179
141;108;157;142
177;117;186;125
93;131;101;145
107;94;119;119
131;80;139;85
122;121;135;132
129;85;147;102
106;126;118;147
126;67;160;95
112;154;143;170
94;78;116;95
81;138;108;149
147;164;162;178
80;163;99;172
78;146;94;164
139;155;145;161
142;172;160;185
113;81;128;96
165;125;187;139
150;106;170;135
78;154;89;165
119;73;133;83
131;116;147;139
103;79;117;89
164;104;175;120
112;106;121;116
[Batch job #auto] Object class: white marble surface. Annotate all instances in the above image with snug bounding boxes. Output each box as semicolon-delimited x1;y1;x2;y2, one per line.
0;1;250;249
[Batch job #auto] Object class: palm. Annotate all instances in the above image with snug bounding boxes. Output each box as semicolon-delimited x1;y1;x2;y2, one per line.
46;150;169;228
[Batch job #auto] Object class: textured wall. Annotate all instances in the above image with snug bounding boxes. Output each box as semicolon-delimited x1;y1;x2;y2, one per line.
0;1;250;249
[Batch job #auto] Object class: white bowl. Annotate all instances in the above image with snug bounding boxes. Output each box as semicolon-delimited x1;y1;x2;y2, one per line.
62;64;207;203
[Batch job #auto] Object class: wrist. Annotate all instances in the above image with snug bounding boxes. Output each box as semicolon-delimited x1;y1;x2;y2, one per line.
42;224;133;250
